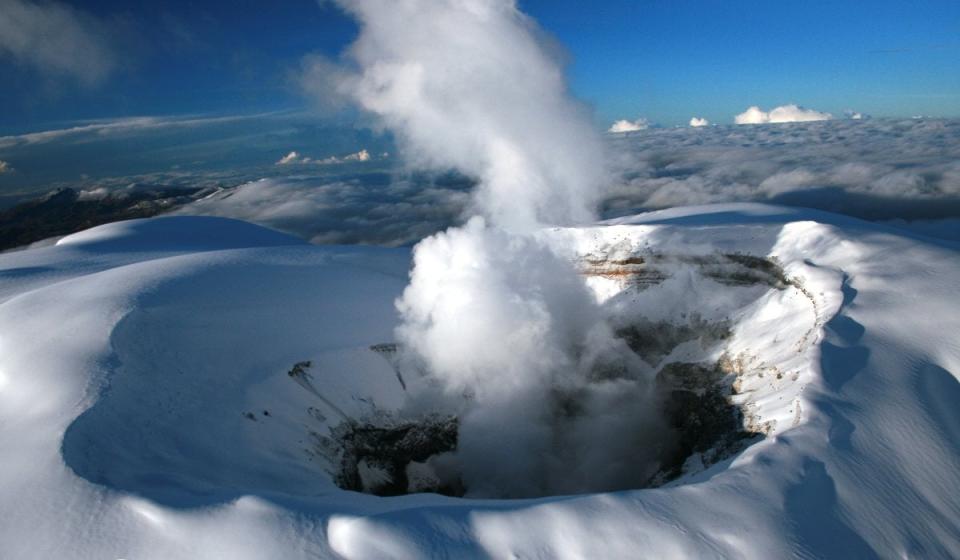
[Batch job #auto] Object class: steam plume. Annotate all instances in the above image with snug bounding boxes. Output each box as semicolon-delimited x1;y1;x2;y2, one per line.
331;0;605;231
326;0;662;497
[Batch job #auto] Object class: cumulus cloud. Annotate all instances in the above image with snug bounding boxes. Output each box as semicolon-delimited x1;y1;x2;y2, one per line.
316;148;373;165
689;117;709;127
276;151;301;165
0;0;116;87
275;149;376;166
734;104;833;125
342;149;370;162
609;118;650;133
0;160;10;174
75;186;111;201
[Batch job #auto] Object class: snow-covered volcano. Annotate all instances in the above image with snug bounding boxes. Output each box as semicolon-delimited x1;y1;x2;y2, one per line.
0;204;958;558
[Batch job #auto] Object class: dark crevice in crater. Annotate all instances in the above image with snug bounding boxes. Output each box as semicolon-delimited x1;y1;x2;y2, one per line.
649;361;760;485
615;315;732;366
299;253;788;498
310;353;758;498
320;415;462;497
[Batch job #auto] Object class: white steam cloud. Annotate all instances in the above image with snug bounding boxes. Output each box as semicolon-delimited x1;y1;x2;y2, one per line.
329;0;605;231
609;118;650;133
396;218;663;496
735;104;833;125
323;0;660;497
689;117;709;127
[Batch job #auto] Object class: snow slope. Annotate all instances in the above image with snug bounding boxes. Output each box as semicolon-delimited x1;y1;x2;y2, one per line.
0;206;958;558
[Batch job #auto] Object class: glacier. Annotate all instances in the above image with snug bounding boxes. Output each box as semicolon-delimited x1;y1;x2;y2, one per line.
0;205;957;558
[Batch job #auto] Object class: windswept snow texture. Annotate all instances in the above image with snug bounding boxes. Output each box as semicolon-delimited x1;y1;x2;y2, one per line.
0;207;958;558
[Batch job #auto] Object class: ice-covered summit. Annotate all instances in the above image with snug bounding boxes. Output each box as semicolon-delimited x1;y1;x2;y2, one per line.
0;206;957;558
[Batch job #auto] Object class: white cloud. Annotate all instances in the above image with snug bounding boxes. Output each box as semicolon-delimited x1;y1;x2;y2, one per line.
277;149;375;166
0;160;10;174
173;119;960;249
12;117;960;247
178;175;470;247
0;113;273;149
734;106;768;125
689;117;709;127
734;104;833;125
344;149;370;162
757;168;818;196
276;151;301;165
0;0;116;87
76;187;110;201
316;149;372;165
605;117;960;227
608;118;650;133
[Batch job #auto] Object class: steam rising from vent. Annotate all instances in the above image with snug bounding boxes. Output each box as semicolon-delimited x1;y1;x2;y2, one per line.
397;218;599;403
330;0;605;231
325;0;660;497
395;218;666;497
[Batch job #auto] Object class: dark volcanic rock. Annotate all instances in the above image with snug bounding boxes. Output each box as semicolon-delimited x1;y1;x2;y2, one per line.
331;415;461;497
652;361;758;484
0;186;208;251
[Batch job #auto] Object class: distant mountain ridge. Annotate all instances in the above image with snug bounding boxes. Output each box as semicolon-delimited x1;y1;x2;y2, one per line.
0;185;216;251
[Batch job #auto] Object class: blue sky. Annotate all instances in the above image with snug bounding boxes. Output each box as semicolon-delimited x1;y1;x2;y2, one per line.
1;0;958;129
535;0;960;124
